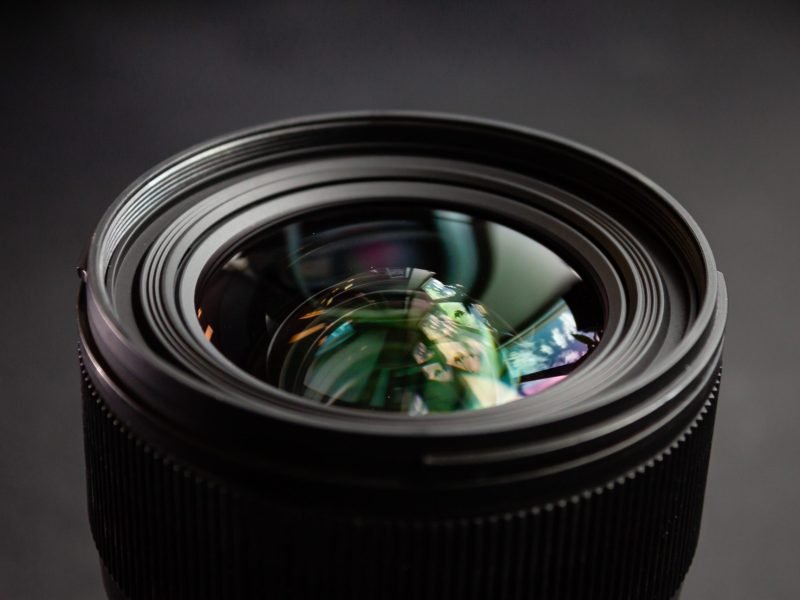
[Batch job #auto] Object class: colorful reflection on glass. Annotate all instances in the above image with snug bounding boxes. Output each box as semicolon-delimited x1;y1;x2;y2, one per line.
276;269;599;413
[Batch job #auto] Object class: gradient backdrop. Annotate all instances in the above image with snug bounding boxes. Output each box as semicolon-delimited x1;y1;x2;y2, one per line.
4;2;799;598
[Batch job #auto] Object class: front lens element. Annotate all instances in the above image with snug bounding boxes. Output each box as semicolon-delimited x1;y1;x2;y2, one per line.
196;206;603;412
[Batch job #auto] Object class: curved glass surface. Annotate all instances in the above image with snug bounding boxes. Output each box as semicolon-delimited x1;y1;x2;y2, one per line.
196;206;603;413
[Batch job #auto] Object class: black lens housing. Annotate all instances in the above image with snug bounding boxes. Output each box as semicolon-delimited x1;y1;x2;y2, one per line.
78;112;726;600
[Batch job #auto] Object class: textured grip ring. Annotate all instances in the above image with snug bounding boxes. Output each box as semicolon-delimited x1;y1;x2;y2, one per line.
82;350;719;600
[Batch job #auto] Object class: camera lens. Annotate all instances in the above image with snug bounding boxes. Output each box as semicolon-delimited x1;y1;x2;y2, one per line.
78;113;726;600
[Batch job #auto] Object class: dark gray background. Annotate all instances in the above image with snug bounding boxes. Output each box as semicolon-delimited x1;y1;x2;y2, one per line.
3;2;798;598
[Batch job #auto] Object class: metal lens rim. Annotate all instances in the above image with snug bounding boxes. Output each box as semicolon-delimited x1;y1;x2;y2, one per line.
157;172;623;424
83;112;722;442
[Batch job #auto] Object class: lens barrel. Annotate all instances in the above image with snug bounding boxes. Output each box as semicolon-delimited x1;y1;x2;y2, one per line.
78;113;726;600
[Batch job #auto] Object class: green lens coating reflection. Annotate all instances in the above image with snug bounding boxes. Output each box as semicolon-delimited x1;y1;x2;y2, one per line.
196;207;603;414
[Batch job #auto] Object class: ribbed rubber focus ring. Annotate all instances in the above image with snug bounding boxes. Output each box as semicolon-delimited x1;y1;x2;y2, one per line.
82;352;720;600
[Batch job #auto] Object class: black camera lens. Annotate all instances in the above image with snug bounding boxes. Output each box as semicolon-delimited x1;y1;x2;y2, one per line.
78;113;726;600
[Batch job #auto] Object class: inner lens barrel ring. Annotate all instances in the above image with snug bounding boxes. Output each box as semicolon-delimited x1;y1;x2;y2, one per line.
140;167;660;426
184;188;612;390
